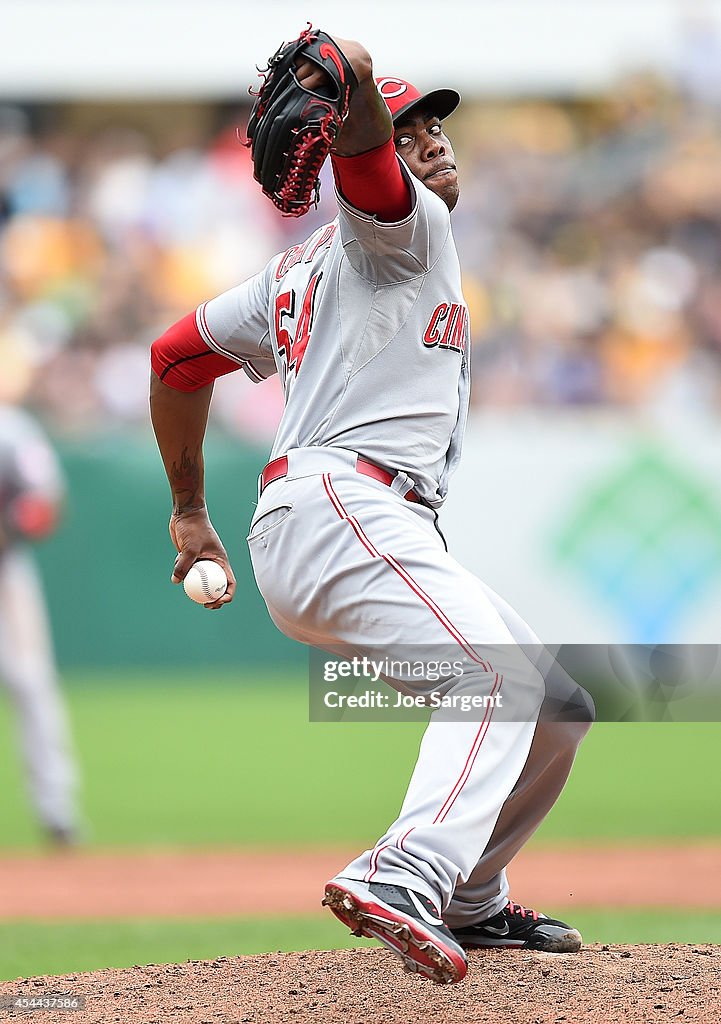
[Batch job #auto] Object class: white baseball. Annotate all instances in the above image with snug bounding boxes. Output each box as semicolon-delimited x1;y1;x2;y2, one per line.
183;560;228;604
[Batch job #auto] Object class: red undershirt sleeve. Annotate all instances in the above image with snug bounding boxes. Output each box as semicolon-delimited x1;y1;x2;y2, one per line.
331;137;413;223
150;312;242;392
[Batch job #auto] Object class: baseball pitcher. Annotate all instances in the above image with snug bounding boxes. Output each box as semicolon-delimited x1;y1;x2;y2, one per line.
150;29;592;984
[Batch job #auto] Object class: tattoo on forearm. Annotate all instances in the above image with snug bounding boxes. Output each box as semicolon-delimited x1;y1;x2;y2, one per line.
170;445;204;512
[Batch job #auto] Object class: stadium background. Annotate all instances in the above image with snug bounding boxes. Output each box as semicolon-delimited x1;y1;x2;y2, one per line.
1;0;720;981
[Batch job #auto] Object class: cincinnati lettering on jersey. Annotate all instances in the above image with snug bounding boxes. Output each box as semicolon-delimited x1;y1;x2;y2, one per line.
422;302;468;353
276;223;337;280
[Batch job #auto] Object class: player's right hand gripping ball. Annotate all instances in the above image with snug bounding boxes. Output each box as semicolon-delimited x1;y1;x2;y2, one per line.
183;560;228;605
245;26;358;217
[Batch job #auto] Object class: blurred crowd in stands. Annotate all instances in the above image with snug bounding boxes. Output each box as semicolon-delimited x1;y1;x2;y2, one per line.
3;54;721;438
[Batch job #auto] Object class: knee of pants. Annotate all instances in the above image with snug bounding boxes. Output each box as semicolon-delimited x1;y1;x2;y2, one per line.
538;680;595;748
548;707;594;752
0;662;58;703
565;711;594;747
542;658;596;733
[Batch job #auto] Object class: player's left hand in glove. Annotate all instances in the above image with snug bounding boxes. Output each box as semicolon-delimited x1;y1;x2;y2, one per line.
246;26;359;217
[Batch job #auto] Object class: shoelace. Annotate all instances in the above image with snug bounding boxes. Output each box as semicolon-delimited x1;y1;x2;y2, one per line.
506;900;539;921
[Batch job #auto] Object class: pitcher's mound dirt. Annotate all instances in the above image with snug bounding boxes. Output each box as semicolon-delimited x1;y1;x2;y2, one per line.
2;945;719;1024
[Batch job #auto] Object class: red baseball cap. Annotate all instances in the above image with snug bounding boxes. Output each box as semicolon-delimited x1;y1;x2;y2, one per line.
375;77;460;124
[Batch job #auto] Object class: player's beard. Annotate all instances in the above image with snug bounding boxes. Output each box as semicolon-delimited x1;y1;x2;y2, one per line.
443;181;460;211
427;176;460;211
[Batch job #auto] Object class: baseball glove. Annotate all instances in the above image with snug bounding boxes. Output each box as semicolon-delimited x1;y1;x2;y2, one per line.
246;26;358;217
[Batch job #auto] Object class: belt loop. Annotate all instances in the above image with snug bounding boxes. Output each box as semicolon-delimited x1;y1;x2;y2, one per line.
391;470;415;499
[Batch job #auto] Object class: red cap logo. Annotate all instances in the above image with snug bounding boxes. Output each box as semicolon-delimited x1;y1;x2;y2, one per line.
375;77;421;118
375;77;461;125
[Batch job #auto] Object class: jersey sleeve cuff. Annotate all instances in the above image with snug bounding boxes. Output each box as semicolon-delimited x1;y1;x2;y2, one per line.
334;157;419;228
195;303;246;365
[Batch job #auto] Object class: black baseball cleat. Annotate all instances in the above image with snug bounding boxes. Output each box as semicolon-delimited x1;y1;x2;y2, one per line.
323;877;468;984
452;899;582;953
45;824;81;849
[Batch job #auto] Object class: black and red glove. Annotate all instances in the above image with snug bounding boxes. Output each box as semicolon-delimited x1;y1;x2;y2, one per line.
246;26;358;217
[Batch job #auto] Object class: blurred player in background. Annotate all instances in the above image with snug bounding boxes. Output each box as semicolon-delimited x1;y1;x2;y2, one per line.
0;400;80;846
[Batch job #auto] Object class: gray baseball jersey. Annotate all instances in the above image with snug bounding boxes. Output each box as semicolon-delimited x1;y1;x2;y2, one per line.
196;164;470;507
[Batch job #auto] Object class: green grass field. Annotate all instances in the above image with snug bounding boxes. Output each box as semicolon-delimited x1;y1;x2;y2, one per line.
1;670;720;849
0;670;719;980
2;910;721;982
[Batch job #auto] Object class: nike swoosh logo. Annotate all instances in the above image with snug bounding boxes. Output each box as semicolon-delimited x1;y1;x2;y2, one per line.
482;921;510;936
319;43;345;82
407;890;444;927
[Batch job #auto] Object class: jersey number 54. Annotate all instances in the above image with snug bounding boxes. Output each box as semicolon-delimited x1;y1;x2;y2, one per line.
274;273;323;375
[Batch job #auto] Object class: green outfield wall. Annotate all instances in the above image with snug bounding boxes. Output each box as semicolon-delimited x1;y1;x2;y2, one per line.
36;434;302;669
35;414;721;668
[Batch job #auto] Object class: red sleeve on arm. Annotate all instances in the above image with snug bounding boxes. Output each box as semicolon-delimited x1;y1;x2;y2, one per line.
331;137;412;223
150;312;241;392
